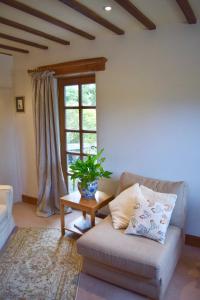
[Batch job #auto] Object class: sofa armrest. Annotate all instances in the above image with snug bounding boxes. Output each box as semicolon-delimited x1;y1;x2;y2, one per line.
0;185;13;214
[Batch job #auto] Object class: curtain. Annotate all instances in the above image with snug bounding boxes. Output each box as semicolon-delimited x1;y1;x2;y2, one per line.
32;71;68;217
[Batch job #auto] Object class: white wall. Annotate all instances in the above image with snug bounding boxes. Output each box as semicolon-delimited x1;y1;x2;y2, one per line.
0;54;21;202
13;24;200;235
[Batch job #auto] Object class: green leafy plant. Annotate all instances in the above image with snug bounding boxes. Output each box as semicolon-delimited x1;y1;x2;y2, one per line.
70;148;112;189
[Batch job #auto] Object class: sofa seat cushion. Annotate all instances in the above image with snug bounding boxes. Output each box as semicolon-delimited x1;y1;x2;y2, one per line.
0;205;7;226
77;215;182;280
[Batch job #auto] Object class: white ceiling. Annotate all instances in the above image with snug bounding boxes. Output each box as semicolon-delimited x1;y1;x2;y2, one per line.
0;0;199;52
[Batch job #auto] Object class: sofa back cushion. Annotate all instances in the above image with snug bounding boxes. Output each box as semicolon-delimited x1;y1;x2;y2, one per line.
116;172;187;229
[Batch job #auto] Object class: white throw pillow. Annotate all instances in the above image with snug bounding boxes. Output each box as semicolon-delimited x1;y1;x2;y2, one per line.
125;187;177;244
109;183;142;229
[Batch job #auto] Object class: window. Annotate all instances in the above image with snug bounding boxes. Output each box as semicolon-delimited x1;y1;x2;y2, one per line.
58;75;97;193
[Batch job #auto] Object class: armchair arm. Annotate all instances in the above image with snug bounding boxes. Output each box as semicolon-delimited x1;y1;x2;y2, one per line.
0;185;13;215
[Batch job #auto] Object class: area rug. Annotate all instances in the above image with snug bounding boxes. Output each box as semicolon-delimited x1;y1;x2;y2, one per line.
0;228;82;300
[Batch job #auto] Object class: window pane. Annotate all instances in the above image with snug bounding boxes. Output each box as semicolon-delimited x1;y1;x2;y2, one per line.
83;133;97;154
68;176;78;193
67;154;80;172
66;132;80;153
65;109;79;130
82;84;96;106
64;85;78;106
82;109;96;130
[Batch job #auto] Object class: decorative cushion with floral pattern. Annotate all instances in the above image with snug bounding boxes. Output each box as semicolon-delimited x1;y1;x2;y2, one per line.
125;191;177;244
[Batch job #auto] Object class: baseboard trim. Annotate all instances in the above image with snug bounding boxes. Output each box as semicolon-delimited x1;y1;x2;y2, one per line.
185;234;200;248
22;194;37;205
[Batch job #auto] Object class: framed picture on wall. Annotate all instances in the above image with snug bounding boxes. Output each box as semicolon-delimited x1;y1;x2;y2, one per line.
16;96;25;112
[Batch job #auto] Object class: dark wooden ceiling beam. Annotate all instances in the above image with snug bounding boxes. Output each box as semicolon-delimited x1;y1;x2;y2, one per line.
176;0;197;24
0;43;29;53
59;0;124;35
0;32;48;49
113;0;156;30
0;17;70;45
0;0;95;40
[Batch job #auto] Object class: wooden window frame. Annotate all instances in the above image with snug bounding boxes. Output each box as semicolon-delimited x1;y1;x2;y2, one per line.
58;74;96;191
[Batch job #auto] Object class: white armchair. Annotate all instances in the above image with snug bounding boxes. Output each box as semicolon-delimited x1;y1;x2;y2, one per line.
0;185;15;249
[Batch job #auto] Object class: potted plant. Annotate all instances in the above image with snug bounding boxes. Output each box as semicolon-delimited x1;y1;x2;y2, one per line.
69;148;112;199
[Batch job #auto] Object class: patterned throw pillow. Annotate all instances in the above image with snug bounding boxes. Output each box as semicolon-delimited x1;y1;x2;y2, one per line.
125;193;176;244
140;185;177;210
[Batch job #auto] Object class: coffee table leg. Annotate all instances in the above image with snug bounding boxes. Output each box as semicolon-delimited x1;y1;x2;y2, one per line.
60;201;65;236
91;212;95;227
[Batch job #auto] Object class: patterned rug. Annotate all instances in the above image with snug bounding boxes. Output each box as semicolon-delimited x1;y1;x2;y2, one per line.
0;228;82;300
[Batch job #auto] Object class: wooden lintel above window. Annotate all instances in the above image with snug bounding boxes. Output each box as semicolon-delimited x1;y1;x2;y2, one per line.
28;57;107;75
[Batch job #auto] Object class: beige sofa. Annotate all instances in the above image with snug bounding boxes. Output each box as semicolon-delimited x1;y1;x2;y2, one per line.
77;172;187;300
0;185;15;250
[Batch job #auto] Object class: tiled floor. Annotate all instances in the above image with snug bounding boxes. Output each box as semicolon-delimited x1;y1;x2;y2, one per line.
13;202;200;300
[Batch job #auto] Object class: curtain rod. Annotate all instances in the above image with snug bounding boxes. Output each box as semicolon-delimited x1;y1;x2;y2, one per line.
28;67;52;74
27;57;107;75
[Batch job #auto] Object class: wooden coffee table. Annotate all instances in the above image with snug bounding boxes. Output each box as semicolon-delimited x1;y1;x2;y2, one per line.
60;191;114;236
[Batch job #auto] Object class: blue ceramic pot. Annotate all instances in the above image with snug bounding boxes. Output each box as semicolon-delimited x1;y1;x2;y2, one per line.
78;180;98;199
